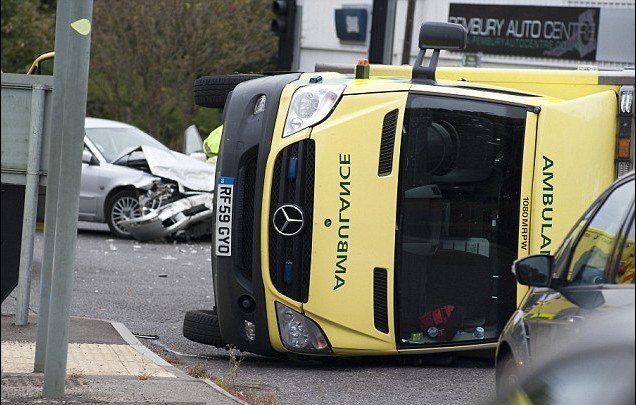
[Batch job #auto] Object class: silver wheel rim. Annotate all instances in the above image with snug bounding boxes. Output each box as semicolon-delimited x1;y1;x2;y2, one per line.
111;195;141;235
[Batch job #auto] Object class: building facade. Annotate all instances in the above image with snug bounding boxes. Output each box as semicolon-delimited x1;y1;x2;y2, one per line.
294;0;635;72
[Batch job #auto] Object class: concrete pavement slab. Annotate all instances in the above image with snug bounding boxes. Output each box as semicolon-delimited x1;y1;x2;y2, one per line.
1;314;246;404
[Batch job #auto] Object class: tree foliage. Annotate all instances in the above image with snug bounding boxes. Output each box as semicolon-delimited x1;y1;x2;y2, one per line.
89;0;277;148
1;0;55;73
1;0;277;149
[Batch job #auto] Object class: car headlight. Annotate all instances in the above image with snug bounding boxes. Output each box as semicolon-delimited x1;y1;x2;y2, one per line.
275;302;332;354
283;85;345;137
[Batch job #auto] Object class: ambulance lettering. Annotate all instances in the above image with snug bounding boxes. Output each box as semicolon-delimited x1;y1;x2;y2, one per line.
540;156;554;254
334;154;351;290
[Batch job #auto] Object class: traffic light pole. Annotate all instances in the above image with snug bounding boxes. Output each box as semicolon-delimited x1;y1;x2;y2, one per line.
271;0;297;71
369;0;397;65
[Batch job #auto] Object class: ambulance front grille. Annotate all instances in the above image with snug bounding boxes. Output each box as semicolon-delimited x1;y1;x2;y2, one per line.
268;140;315;302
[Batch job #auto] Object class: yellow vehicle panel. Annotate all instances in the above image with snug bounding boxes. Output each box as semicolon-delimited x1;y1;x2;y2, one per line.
436;67;625;100
262;76;620;354
343;64;627;101
529;90;617;255
305;91;407;353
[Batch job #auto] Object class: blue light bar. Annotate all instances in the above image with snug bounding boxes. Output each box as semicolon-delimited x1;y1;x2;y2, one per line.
284;261;293;284
287;157;298;178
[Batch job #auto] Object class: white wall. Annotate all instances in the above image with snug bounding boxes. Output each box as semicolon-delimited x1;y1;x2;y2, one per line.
296;0;635;72
297;0;372;71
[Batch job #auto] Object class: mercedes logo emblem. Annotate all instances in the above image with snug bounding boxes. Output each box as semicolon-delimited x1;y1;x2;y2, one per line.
272;204;305;237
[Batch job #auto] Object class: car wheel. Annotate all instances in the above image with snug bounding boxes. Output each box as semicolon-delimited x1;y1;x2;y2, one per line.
496;354;520;399
183;309;226;348
106;189;141;239
193;74;263;108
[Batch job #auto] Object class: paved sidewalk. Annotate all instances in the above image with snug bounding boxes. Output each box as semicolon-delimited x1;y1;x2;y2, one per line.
1;314;245;404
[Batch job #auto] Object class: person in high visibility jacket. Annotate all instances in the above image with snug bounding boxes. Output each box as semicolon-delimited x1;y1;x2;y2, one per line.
615;240;635;284
203;124;223;163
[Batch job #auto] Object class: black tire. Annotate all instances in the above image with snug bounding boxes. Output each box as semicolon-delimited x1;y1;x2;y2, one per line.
105;189;141;239
194;74;263;108
496;354;520;399
183;309;226;347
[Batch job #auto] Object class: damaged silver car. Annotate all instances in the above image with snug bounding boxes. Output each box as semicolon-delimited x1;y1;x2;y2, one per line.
80;117;214;241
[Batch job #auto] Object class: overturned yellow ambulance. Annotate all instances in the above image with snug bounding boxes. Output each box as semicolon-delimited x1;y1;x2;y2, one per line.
184;22;634;358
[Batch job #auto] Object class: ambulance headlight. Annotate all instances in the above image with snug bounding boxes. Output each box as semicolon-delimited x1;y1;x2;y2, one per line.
275;302;332;354
283;85;344;137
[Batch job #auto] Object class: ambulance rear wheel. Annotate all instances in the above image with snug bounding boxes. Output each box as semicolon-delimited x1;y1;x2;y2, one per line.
194;74;263;108
183;309;226;348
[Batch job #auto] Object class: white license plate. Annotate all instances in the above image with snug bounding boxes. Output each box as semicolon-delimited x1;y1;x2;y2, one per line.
215;177;234;256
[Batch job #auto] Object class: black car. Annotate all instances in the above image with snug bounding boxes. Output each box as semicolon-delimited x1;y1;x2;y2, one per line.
492;307;634;405
495;171;635;399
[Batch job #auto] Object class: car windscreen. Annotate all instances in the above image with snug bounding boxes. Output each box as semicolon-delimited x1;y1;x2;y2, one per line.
85;126;169;162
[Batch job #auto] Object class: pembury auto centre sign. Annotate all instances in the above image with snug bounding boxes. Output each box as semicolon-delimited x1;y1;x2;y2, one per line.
448;4;600;61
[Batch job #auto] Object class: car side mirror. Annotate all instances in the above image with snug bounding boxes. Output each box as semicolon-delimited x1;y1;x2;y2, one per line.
82;150;98;165
513;254;553;287
183;124;203;155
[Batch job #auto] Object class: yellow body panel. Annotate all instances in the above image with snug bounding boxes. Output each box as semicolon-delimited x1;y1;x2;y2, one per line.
302;92;407;353
516;111;539;305
263;83;411;353
356;64;626;100
436;67;622;100
529;91;617;255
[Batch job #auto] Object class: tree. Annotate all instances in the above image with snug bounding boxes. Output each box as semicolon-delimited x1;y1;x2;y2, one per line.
88;0;277;149
1;0;55;73
1;0;277;150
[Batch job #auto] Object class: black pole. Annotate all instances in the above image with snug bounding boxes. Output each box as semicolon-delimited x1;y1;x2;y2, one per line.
368;0;388;64
271;0;296;71
401;0;417;65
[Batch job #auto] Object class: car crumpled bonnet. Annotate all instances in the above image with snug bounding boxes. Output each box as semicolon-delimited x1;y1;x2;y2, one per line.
141;145;215;192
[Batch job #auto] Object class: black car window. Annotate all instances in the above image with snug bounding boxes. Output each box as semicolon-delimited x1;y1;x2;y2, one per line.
554;207;595;266
565;181;634;285
613;213;635;285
